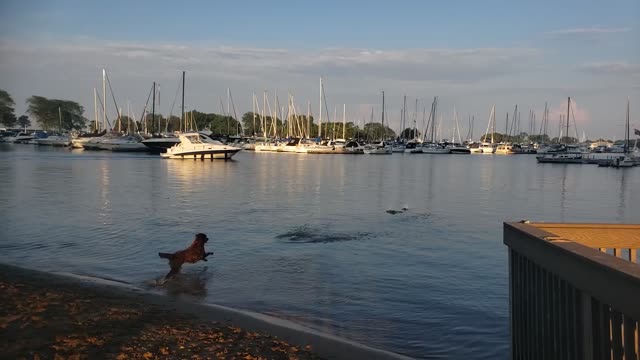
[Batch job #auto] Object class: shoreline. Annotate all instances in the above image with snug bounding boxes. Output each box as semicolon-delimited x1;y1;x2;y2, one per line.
0;263;412;360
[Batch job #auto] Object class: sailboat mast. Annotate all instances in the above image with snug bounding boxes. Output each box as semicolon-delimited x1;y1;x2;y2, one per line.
102;69;107;131
491;105;495;144
151;82;156;134
566;97;570;144
307;101;311;138
342;103;346;140
93;88;98;132
181;71;185;133
381;91;385;141
58;107;62;133
252;93;256;137
319;77;323;139
625;98;630;154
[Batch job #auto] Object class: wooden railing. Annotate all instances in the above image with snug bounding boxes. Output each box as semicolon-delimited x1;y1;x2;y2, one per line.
504;222;640;360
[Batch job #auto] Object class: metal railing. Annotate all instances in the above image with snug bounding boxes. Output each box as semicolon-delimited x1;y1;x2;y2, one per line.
504;222;640;360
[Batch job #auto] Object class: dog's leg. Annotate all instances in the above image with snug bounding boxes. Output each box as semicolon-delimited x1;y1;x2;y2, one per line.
165;261;182;279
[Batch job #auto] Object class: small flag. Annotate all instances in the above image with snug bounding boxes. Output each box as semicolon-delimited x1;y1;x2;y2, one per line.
635;128;640;136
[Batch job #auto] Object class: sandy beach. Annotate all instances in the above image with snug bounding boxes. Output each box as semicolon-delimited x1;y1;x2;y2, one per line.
0;264;322;360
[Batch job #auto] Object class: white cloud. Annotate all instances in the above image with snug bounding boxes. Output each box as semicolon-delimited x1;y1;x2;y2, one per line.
0;37;637;138
580;61;640;76
547;27;631;36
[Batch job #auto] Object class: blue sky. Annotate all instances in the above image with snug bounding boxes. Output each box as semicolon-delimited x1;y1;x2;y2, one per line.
1;0;638;138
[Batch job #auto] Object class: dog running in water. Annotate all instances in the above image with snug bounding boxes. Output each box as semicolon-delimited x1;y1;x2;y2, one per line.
159;233;213;279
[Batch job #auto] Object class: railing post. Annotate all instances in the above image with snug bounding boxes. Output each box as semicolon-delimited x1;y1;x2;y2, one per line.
580;291;594;360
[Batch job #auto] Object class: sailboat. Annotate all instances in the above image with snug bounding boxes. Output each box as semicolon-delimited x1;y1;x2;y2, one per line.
479;105;497;154
37;107;71;146
445;107;470;154
420;97;450;154
364;91;392;154
536;97;583;163
612;98;635;168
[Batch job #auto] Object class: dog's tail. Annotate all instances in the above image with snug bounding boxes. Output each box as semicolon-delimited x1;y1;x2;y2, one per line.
158;252;174;260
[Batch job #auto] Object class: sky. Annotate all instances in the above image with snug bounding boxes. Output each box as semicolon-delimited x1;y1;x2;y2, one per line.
0;0;638;139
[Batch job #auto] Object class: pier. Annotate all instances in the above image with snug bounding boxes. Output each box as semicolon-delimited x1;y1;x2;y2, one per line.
504;222;640;360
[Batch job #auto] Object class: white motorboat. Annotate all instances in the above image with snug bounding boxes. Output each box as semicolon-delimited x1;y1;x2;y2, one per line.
344;139;365;154
393;144;406;153
446;143;471;154
95;134;148;152
5;132;34;143
363;141;393;155
37;134;71;147
403;141;422;154
161;132;242;160
479;142;496;154
421;142;451;154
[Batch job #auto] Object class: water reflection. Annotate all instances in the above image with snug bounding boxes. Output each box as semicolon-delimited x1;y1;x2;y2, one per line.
559;165;568;222
98;160;112;226
618;170;628;220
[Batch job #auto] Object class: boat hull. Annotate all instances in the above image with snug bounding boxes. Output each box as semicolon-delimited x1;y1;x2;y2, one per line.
536;154;583;164
142;138;180;153
160;149;240;160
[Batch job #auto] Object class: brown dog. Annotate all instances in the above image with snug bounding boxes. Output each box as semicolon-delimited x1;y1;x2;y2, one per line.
159;233;213;279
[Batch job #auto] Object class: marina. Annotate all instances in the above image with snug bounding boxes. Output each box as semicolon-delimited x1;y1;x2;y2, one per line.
1;2;639;358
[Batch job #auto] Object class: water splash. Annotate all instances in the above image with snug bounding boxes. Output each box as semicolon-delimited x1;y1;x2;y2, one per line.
275;225;370;244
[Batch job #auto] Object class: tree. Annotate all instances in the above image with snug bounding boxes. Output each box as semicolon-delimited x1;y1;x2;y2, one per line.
400;128;421;140
363;122;396;141
17;115;31;129
27;96;85;131
0;89;17;128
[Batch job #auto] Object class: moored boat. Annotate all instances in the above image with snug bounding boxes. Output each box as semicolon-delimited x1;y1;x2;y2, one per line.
160;133;242;160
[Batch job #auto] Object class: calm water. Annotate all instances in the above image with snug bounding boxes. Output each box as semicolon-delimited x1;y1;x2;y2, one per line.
1;144;638;359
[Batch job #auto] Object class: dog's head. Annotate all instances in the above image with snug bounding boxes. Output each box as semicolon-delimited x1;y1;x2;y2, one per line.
195;233;209;243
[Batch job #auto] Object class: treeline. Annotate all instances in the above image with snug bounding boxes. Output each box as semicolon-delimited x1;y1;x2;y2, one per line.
240;112;396;140
0;90;87;131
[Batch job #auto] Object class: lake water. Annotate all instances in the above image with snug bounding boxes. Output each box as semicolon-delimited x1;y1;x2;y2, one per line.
1;144;638;359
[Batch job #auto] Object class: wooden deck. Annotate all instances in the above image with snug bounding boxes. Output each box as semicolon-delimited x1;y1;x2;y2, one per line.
504;222;640;360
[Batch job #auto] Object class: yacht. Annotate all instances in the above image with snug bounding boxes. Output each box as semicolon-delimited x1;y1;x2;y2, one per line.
363;141;393;155
445;142;471;154
141;135;180;153
95;134;148;152
479;142;496;154
467;142;483;153
161;132;242;160
36;132;71;147
4;132;34;143
536;97;585;164
421;142;450;154
404;140;423;154
495;143;515;154
344;139;365;154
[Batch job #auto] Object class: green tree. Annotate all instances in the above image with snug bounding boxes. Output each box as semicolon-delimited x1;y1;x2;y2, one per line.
17;115;31;129
27;96;85;131
400;128;421;140
363;122;396;141
0;89;17;128
113;115;136;133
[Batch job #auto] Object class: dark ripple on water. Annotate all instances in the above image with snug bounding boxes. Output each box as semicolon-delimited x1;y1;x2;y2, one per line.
275;225;371;244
